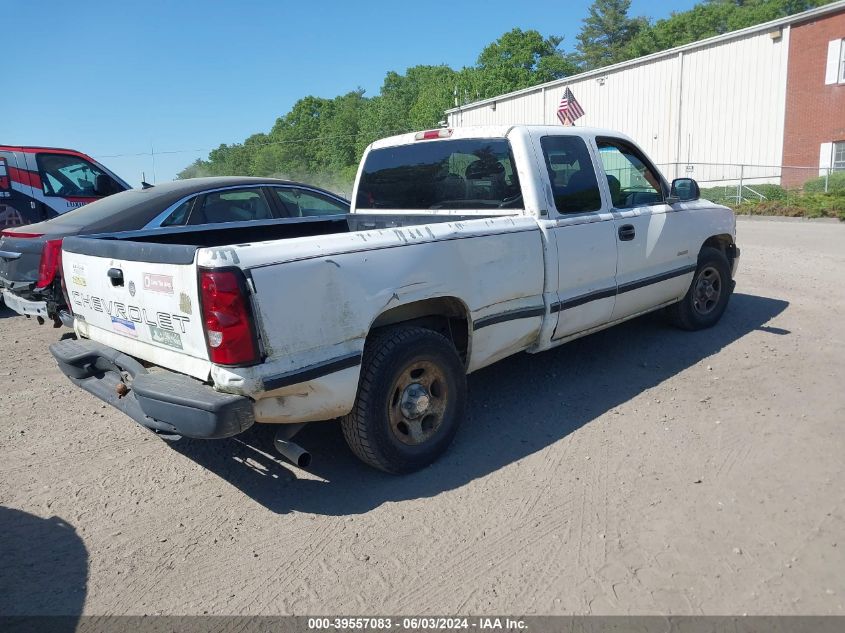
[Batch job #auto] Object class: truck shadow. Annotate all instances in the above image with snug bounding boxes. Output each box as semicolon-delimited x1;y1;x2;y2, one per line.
0;507;88;626
171;293;789;515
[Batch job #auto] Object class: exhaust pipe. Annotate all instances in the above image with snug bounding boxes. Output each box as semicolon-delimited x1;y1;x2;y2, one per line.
274;437;311;468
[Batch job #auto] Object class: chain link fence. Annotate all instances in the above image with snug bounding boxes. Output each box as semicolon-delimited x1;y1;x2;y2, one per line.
655;162;844;219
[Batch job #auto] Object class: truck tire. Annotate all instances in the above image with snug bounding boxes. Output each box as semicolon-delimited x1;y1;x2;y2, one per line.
341;326;467;474
667;246;733;330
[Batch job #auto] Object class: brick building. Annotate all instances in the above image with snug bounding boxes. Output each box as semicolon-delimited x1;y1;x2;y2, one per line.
782;8;845;186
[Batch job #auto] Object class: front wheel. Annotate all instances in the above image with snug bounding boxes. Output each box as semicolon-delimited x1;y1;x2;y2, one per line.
667;246;733;330
341;326;467;474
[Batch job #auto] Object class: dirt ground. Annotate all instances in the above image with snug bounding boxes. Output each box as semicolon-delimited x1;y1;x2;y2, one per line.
0;217;843;617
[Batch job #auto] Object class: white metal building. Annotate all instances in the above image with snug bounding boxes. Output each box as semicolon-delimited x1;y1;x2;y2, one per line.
446;1;845;188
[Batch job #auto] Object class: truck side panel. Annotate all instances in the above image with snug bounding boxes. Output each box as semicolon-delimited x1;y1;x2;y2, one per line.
216;216;546;423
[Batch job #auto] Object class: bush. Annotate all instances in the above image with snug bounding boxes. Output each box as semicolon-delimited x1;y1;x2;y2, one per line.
733;191;844;220
803;171;845;194
700;186;737;205
700;184;787;205
749;184;787;201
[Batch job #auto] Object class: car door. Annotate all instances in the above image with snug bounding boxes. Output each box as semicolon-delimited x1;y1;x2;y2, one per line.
0;150;34;227
596;138;697;321
27;151;123;218
531;132;618;341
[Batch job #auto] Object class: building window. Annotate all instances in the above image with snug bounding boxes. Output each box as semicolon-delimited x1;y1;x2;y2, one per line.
825;39;845;85
841;42;845;83
834;142;845;171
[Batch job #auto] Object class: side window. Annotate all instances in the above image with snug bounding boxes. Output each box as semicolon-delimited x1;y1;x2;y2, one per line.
833;141;845;171
273;188;349;217
190;188;273;225
160;197;195;227
596;140;664;208
0;158;9;195
36;153;119;198
540;136;601;214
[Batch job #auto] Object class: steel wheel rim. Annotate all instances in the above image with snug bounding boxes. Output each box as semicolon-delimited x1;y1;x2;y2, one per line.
387;359;448;446
692;265;722;315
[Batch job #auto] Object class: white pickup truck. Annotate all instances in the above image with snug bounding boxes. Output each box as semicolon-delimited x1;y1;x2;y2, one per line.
50;126;739;473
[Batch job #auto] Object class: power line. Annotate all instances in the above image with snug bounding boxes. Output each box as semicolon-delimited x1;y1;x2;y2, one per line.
93;126;418;160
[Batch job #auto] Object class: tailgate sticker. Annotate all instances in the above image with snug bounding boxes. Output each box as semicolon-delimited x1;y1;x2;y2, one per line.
179;292;192;314
111;317;138;338
143;273;174;295
71;264;86;287
149;324;183;350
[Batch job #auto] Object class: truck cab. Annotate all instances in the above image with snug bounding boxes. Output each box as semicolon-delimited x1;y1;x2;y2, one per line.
0;146;129;229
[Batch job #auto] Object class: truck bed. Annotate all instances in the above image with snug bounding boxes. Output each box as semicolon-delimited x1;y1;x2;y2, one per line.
72;213;505;253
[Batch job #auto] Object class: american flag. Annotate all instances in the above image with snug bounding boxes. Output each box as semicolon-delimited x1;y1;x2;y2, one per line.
557;87;585;125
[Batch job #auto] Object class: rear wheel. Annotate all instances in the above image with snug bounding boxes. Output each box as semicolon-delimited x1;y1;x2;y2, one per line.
341;326;466;474
667;246;733;330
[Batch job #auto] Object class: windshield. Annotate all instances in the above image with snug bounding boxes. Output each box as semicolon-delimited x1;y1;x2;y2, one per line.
357;138;522;210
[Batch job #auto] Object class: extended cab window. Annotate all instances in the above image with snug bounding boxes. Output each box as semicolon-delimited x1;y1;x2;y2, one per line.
36;153;120;198
190;188;273;225
540;136;601;214
273;188;349;217
596;140;665;208
357;138;522;210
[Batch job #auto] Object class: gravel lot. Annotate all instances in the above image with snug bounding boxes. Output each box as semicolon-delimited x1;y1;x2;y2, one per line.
0;217;843;616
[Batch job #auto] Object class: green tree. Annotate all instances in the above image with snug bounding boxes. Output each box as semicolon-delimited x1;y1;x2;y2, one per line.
472;28;578;99
576;0;646;69
625;0;832;57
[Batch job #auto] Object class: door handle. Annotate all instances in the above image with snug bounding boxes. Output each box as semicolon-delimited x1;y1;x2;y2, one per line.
618;224;636;241
107;268;124;287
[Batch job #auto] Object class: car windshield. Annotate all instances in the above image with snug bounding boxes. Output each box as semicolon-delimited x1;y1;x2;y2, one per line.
357;138;523;210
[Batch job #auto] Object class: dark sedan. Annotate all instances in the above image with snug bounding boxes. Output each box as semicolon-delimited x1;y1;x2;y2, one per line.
0;177;349;326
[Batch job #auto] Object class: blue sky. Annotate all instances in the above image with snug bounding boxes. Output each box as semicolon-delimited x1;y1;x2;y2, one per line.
6;0;699;186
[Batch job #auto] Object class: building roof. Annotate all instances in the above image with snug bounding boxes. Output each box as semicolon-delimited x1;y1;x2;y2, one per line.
446;0;845;114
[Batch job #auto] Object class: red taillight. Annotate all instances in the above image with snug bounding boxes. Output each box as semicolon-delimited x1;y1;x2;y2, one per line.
1;230;43;238
36;239;63;289
199;269;258;366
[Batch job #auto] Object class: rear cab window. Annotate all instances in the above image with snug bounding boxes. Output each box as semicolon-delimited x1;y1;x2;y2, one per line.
357;138;523;210
540;136;602;214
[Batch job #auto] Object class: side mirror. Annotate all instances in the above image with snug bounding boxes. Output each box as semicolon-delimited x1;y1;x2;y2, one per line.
667;178;700;203
94;174;113;196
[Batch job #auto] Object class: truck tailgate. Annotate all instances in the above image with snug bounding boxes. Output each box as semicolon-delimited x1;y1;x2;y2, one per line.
62;238;211;380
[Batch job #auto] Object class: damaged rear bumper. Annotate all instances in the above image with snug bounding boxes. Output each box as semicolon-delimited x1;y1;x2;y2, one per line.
1;289;48;319
49;338;255;439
